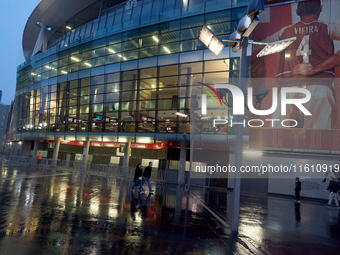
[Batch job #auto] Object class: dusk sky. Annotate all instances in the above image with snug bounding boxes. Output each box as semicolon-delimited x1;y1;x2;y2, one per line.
0;0;41;105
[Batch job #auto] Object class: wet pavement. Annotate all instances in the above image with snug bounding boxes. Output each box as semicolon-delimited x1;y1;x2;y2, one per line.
0;157;340;254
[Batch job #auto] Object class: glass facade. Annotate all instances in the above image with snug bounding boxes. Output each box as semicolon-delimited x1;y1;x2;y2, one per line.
14;0;251;138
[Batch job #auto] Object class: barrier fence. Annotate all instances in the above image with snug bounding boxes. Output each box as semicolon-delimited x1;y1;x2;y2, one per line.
5;155;210;189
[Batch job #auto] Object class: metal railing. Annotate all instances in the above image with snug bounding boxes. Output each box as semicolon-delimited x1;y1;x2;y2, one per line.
6;156;164;184
6;155;209;189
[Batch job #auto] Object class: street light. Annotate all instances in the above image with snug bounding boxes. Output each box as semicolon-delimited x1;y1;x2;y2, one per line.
198;0;294;233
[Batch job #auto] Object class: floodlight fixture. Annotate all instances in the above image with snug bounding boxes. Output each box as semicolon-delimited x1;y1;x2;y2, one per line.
237;15;252;35
256;37;296;57
247;0;265;19
198;24;225;57
227;31;241;49
243;16;259;38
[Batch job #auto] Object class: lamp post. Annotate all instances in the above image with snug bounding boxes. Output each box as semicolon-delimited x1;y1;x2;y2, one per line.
198;0;295;233
176;109;197;193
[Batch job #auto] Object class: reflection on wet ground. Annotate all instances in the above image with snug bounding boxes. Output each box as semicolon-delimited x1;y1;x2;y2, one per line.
0;159;231;255
1;157;340;255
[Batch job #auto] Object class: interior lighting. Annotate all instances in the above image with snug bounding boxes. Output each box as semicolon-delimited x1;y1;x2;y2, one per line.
176;112;188;118
152;36;159;42
66;26;72;30
243;150;263;156
198;24;224;57
84;63;92;67
61;71;68;74
163;46;171;54
256;37;296;57
71;56;80;62
108;48;116;54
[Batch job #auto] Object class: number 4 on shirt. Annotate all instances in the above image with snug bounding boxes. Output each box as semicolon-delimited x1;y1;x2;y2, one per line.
296;35;312;63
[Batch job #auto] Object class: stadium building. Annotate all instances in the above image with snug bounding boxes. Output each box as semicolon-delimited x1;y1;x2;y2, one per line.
9;0;340;196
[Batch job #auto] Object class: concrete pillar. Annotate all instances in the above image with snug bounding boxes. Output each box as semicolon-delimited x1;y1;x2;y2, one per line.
33;140;39;158
53;137;61;163
123;139;131;167
81;139;90;172
178;140;186;184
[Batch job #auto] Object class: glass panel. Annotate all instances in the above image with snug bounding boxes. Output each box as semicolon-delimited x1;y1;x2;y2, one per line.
179;74;203;86
123;50;138;61
122;90;137;102
123;70;138;81
181;15;204;29
159;76;179;89
139;46;158;58
138;89;156;100
158;87;178;99
180;62;203;74
205;59;230;72
107;82;120;93
140;78;156;90
140;67;157;79
107;73;120;82
91;75;104;85
159;20;181;33
106;92;120;102
138;100;156;110
92;47;106;58
122;81;137;91
159;42;180;55
159;65;178;77
160;31;180;44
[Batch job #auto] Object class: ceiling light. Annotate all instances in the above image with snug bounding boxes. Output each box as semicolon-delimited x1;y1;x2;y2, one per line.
163;46;170;54
71;56;80;62
176;112;188;118
61;71;67;74
85;63;92;67
108;48;116;53
66;26;72;29
152;36;159;42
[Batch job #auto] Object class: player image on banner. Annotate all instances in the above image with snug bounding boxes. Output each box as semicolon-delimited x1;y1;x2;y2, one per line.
250;0;340;150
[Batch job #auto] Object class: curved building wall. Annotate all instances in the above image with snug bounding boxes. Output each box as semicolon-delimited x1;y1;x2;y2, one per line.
14;0;250;141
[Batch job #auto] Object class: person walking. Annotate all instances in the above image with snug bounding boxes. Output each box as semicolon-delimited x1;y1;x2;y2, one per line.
142;161;154;193
295;177;301;203
131;163;145;193
325;177;339;208
37;152;42;164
